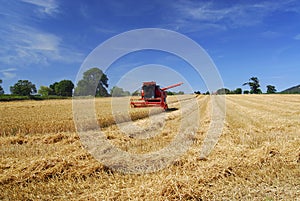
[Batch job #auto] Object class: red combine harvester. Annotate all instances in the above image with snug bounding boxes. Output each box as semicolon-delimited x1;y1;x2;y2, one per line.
130;81;183;110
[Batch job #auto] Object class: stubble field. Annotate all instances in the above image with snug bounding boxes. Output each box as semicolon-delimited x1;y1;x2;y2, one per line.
0;94;299;200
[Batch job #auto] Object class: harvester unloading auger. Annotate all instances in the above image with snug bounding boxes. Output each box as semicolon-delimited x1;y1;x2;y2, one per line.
130;81;183;110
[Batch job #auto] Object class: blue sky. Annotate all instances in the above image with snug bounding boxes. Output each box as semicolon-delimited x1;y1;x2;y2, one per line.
1;0;300;93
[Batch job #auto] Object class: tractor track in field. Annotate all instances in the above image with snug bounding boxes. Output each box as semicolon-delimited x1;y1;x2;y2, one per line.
77;95;202;173
97;94;199;130
108;94;200;139
77;94;227;173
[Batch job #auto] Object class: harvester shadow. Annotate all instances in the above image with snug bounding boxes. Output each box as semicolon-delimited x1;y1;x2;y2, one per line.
165;107;178;112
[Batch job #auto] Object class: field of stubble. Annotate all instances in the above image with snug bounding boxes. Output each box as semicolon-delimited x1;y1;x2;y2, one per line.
0;94;299;200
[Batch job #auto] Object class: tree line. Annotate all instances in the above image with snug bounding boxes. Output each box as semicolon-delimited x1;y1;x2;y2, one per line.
0;68;139;99
0;67;186;99
195;77;278;95
0;79;74;97
0;68;109;98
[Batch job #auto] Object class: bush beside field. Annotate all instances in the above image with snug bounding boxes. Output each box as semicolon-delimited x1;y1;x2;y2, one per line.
0;94;70;101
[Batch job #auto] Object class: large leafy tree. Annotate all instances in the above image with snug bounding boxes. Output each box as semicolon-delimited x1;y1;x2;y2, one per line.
10;80;37;96
266;85;277;94
75;68;109;96
0;79;4;95
54;80;74;96
38;86;53;96
234;88;242;94
110;86;130;97
243;77;262;94
49;82;58;95
216;88;230;94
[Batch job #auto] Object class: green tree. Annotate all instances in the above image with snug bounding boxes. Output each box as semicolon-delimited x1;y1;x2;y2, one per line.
75;68;109;96
38;86;53;96
243;90;250;94
166;91;175;95
49;82;58;95
10;80;37;96
234;88;242;94
266;85;277;94
216;88;230;94
111;86;130;97
0;79;4;95
169;91;185;95
243;77;262;94
55;80;74;96
124;91;130;96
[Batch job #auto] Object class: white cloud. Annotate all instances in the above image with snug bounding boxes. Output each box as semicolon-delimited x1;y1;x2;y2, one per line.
0;68;17;80
21;0;59;16
0;0;84;67
167;19;227;34
14;25;61;51
260;31;281;39
95;27;119;34
294;34;300;40
173;1;299;29
0;25;84;66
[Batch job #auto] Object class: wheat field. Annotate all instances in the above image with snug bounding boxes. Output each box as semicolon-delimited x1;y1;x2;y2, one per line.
0;95;299;200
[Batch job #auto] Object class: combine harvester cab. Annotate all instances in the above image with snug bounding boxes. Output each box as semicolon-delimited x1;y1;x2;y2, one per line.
130;81;183;110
